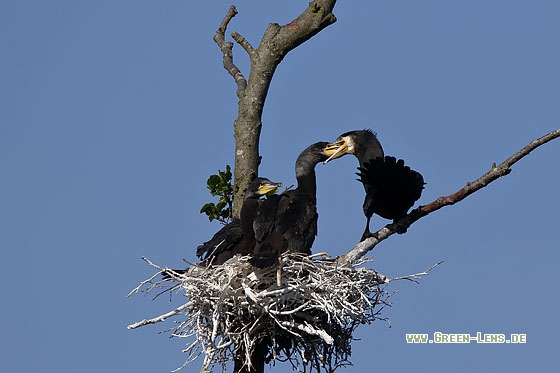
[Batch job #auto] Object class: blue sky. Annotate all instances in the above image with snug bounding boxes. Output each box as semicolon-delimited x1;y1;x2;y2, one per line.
2;1;559;372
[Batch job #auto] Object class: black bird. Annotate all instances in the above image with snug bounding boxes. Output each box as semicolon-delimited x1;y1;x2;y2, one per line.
251;142;333;267
196;177;282;265
162;177;281;278
324;130;424;240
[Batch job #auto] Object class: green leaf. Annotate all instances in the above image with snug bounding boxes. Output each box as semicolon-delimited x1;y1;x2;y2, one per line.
200;165;234;223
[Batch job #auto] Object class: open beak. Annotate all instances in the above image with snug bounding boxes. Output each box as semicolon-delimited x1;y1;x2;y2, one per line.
258;181;282;197
323;138;349;164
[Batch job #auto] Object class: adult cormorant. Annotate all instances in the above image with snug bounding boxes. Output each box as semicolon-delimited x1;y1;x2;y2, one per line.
324;130;424;240
163;177;281;278
251;142;333;267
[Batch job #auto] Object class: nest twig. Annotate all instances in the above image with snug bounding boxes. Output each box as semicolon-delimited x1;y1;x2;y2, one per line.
128;254;440;372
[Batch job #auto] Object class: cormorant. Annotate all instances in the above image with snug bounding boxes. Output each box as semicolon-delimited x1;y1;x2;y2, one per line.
196;177;282;265
324;130;424;240
163;177;281;277
251;142;334;267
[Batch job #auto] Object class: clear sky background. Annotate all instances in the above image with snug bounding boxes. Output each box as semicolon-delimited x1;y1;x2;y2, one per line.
2;1;559;372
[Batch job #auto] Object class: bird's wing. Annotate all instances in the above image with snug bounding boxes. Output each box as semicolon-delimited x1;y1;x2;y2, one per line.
253;194;281;242
195;218;242;260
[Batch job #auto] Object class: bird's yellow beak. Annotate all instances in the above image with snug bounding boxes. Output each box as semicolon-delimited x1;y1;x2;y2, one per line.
323;138;349;164
258;182;282;197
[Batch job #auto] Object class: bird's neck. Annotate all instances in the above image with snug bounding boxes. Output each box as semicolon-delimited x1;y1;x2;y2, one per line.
240;198;259;233
357;142;384;167
358;148;383;168
296;170;317;198
295;154;319;198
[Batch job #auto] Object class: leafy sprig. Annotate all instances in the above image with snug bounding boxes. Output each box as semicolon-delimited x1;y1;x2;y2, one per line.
200;165;234;223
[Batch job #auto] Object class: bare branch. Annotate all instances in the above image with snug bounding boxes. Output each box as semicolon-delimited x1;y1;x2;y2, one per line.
213;5;247;98
232;31;254;56
127;303;190;330
389;261;444;284
339;128;560;264
280;321;334;345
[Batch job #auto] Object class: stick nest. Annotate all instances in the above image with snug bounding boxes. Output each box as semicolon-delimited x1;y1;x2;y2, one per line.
128;253;393;372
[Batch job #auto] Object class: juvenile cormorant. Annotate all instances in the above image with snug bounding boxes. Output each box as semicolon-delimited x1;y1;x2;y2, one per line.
163;177;281;277
251;142;333;267
324;130;424;240
195;177;282;265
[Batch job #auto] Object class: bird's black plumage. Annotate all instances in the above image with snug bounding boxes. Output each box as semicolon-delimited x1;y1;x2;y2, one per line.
251;142;331;267
357;155;425;220
325;130;424;240
196;177;282;265
162;177;281;277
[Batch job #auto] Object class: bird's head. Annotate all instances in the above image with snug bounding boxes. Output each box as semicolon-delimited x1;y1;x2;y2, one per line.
323;133;357;164
248;177;283;199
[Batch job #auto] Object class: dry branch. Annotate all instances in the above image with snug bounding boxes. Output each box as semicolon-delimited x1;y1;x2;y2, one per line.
213;5;247;98
339;128;560;264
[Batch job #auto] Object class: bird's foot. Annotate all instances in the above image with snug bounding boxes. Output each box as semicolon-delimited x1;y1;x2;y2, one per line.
360;231;379;242
389;220;408;234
